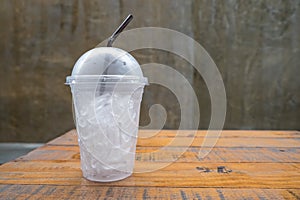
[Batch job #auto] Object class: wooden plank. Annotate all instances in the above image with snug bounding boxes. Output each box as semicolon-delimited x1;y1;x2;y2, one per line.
16;145;300;163
0;161;299;188
136;146;300;163
137;137;300;148
47;130;77;146
0;184;298;199
16;145;80;162
139;130;300;138
47;130;300;148
47;130;300;146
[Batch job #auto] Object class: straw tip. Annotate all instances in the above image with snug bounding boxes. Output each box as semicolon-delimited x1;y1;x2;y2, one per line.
127;14;133;21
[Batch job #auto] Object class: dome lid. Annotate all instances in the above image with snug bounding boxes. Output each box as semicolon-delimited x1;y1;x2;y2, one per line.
66;47;147;85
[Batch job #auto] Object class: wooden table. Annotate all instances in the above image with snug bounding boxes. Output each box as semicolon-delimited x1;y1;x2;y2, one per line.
0;129;299;199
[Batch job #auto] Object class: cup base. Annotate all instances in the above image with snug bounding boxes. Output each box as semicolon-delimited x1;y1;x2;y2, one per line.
83;170;132;182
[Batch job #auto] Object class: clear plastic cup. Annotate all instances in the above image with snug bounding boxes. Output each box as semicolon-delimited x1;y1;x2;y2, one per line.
66;47;147;182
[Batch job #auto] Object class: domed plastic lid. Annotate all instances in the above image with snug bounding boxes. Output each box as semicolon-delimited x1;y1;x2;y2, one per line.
65;47;148;85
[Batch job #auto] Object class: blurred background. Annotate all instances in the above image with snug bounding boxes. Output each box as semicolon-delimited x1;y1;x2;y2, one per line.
0;0;299;146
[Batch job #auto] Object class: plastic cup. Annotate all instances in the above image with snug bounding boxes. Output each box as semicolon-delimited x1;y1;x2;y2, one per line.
66;47;147;182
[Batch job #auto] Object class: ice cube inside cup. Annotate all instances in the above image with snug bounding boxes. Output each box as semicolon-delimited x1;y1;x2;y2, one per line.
65;47;148;182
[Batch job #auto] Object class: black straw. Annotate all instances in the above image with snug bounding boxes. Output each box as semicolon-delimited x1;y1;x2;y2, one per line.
107;14;133;47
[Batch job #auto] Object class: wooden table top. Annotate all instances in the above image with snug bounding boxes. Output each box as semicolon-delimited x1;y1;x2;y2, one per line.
0;129;299;199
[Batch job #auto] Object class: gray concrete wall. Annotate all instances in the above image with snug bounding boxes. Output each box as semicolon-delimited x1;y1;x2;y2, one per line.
0;0;299;142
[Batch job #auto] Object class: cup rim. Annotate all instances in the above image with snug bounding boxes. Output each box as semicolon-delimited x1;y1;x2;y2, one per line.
65;75;148;85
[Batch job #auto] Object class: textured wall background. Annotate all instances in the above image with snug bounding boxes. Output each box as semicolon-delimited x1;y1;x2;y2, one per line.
0;0;299;142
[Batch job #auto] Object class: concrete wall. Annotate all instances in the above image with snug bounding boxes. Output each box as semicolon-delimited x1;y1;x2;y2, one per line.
0;0;299;142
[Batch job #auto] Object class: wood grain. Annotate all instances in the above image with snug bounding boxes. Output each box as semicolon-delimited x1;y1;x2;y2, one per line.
0;129;300;199
47;130;300;146
0;184;299;199
0;161;299;188
16;145;300;163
